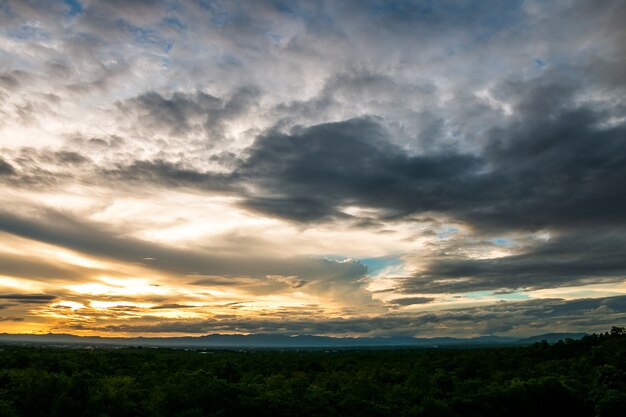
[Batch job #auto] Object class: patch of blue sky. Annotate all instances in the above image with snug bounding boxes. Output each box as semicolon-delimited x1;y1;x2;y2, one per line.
7;24;50;41
63;0;83;17
123;23;156;43
269;2;332;32
196;0;215;10
490;237;515;247
119;22;170;51
195;1;230;28
160;56;171;70
473;3;525;36
460;290;529;301
359;256;405;276
271;0;294;16
218;53;243;68
210;13;230;28
160;42;172;69
366;0;434;17
163;16;185;32
440;1;526;59
462;291;493;299
266;31;283;43
0;1;12;18
437;226;459;240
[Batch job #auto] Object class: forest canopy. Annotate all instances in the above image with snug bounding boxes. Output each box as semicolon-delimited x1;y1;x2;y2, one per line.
0;328;625;417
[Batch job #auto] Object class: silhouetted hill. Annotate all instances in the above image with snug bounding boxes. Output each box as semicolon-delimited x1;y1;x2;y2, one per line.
0;332;586;348
515;332;588;344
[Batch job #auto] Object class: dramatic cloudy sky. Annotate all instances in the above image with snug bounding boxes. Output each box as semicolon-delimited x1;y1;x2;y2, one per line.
1;0;625;337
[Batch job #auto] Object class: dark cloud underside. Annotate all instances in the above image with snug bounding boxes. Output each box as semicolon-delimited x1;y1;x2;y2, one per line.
67;295;626;337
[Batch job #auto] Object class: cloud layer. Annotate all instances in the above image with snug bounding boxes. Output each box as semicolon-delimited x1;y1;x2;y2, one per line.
0;0;625;337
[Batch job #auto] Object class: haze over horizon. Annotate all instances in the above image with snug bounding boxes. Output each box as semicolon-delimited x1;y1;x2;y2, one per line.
1;0;625;338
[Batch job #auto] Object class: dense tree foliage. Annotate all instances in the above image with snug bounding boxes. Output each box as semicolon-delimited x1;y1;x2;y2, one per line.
0;329;625;417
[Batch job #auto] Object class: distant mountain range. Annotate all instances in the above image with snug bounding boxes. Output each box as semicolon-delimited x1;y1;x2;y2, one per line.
0;332;589;348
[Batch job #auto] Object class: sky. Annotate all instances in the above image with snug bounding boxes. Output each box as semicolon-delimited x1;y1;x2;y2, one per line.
0;0;625;338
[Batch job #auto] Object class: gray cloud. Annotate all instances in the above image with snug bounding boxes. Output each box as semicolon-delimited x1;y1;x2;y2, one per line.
84;73;626;295
0;72;22;91
102;159;233;192
0;316;25;322
115;87;259;144
106;117;480;221
102;75;626;233
236;117;481;221
0;293;57;303
0;158;16;176
0;147;93;189
401;231;626;294
1;0;626;335
388;297;435;306
241;80;626;231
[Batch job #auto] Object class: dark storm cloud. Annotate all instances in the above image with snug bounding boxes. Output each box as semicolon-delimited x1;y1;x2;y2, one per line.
473;80;626;231
401;231;626;294
108;72;626;232
388;297;435;306
182;79;616;231
0;158;16;176
237;117;482;222
70;295;626;337
243;83;626;229
99;115;482;220
0;293;57;303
